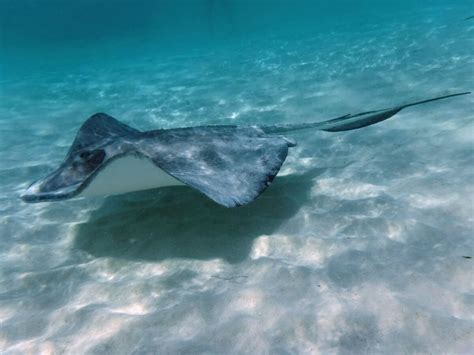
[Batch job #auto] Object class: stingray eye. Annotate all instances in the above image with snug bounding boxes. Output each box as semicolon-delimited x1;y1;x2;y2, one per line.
79;149;106;169
79;151;92;159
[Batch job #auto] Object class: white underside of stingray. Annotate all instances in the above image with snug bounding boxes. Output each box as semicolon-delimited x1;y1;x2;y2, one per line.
78;155;183;197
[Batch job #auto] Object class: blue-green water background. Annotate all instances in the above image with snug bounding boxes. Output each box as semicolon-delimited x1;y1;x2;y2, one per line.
0;1;473;353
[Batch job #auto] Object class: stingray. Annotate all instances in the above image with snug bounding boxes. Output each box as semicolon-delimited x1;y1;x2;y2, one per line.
21;92;469;207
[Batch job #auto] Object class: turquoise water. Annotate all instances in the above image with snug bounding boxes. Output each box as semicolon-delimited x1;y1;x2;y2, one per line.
1;1;473;353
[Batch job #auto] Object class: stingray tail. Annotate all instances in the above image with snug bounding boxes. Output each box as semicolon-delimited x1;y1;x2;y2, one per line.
260;92;471;134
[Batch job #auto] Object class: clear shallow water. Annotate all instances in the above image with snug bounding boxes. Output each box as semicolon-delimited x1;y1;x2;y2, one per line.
1;1;473;353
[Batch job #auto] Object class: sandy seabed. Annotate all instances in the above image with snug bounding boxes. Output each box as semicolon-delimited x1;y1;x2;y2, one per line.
0;3;473;354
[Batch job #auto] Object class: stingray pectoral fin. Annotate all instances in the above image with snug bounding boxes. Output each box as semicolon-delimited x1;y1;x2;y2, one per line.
21;112;144;203
67;112;140;155
139;127;289;207
261;92;471;133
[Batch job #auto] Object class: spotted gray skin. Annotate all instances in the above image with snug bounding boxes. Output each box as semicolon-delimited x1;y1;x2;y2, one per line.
21;92;470;207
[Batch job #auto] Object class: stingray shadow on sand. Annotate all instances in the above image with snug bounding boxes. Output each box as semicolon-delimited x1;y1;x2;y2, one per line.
73;167;326;263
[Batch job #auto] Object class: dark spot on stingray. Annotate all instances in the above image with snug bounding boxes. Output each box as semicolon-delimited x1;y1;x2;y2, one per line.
79;150;92;159
462;256;471;259
79;149;106;169
198;149;226;168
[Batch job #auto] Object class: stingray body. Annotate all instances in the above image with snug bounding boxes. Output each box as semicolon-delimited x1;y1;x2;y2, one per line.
22;92;469;207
